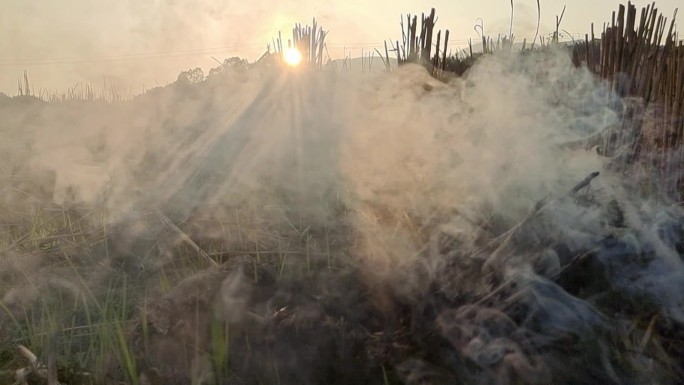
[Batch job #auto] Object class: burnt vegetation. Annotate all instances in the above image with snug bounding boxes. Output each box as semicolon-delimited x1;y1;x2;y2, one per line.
1;2;684;385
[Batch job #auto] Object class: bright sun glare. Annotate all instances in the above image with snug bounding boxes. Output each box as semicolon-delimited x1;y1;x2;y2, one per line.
283;47;303;67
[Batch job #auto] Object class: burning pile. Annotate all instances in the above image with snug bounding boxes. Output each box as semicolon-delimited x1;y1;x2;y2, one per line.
1;4;684;385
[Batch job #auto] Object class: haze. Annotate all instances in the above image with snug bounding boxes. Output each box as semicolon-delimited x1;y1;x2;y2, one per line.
0;0;679;95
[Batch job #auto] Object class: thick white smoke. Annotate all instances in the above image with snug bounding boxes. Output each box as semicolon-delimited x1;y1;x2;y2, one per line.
2;46;683;384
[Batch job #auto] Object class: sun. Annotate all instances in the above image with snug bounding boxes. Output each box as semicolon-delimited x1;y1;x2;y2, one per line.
283;47;303;67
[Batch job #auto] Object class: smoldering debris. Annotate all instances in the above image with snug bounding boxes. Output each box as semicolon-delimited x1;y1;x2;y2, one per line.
0;48;684;385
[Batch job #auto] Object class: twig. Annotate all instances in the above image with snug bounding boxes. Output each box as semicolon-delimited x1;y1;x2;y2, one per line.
1;233;30;254
481;172;601;271
567;171;600;195
156;210;219;268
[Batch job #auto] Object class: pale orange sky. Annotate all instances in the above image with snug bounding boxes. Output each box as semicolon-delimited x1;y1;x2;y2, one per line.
0;0;679;95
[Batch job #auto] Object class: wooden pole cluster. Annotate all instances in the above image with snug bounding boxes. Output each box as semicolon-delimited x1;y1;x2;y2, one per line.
573;2;684;152
292;19;328;68
389;9;454;75
387;8;520;77
270;18;328;69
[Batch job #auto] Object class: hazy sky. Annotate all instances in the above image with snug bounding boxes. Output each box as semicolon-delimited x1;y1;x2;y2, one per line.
0;0;679;95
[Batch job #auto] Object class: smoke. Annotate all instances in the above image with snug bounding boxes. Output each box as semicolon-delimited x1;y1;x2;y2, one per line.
339;51;612;292
2;47;684;384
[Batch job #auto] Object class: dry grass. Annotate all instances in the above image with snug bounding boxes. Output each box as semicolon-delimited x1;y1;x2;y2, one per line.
2;4;684;385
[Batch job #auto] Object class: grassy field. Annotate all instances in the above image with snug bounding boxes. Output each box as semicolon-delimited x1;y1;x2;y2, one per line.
1;3;684;385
